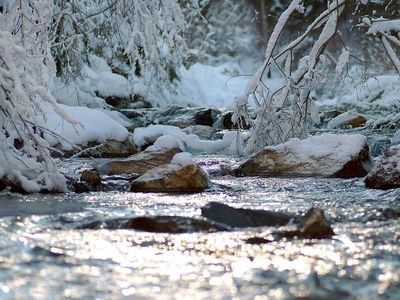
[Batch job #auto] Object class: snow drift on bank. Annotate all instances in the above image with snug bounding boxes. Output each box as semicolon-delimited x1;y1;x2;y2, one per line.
42;103;130;150
133;124;238;154
317;74;400;109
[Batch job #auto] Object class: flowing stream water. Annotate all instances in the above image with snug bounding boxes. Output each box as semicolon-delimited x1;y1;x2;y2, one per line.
0;154;399;299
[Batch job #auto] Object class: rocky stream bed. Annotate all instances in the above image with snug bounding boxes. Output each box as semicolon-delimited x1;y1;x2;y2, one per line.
0;104;400;299
0;153;399;299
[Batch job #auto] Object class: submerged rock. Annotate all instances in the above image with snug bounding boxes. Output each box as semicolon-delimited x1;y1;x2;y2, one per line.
79;215;226;233
365;146;400;189
234;134;373;178
130;154;210;193
201;202;294;228
97;148;181;176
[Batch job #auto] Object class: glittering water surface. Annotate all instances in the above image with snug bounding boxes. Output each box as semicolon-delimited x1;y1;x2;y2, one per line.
0;155;399;299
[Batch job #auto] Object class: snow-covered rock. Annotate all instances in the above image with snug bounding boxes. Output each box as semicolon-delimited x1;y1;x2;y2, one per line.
97;147;181;176
234;134;373;178
327;110;368;129
130;153;210;193
43;103;130;151
365;146;400;190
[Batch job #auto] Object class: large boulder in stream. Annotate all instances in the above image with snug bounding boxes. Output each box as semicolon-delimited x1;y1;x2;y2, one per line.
365;146;400;189
130;153;210;193
234;134;373;178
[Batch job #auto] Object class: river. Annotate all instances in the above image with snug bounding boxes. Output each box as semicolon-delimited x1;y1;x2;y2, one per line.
0;154;399;299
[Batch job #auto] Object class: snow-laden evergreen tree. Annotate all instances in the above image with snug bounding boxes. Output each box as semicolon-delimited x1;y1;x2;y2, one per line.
0;0;69;192
51;0;193;100
0;0;196;192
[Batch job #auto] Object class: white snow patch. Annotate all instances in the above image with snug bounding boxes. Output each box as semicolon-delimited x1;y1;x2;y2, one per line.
317;74;400;109
158;63;283;108
51;77;106;108
133;124;237;154
42;103;129;150
95;71;131;98
366;19;400;36
146;135;184;151
171;152;195;166
272;133;367;164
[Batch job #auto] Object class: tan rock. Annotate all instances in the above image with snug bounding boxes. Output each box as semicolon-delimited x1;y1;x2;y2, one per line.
80;169;101;186
99;139;137;157
130;163;210;193
97;148;181;176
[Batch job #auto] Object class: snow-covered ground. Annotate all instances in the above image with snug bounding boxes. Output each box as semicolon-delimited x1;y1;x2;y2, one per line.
160;62;283;108
133;125;238;154
316;74;400;110
42;103;130;150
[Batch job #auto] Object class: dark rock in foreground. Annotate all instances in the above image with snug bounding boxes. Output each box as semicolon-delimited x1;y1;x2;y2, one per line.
79;216;227;233
201;202;294;228
247;208;334;244
365;146;400;189
293;207;334;239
